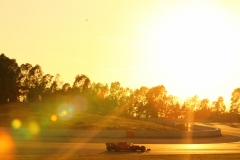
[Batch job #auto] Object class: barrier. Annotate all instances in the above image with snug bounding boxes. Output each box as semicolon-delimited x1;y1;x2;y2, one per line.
5;124;221;138
134;128;221;138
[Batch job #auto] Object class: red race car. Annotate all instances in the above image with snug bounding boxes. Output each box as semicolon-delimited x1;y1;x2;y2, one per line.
105;142;150;152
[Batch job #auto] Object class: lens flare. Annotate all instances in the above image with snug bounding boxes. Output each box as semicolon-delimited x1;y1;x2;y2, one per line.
28;122;40;135
11;119;22;129
0;129;14;154
61;110;68;117
51;115;58;122
71;95;88;112
57;103;75;120
40;117;49;128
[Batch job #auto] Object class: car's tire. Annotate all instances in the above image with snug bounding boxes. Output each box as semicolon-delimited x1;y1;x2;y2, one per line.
115;146;120;152
140;146;146;152
107;146;112;151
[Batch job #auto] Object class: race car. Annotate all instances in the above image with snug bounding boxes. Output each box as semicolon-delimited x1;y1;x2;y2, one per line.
105;142;150;152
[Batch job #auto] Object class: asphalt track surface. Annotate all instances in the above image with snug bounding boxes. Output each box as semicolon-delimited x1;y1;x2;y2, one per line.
8;141;240;155
2;123;240;155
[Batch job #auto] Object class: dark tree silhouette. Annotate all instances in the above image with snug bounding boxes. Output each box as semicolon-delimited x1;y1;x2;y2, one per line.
195;98;211;120
72;74;90;94
50;74;62;93
16;63;32;102
39;74;54;101
27;65;44;101
230;88;240;114
0;54;19;103
211;96;226;120
62;83;71;93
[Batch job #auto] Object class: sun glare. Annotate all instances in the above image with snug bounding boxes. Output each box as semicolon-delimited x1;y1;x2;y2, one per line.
138;1;240;101
57;103;75;120
188;144;200;150
28;122;40;136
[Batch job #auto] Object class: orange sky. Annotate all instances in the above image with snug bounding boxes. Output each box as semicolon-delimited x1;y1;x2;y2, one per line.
1;0;240;107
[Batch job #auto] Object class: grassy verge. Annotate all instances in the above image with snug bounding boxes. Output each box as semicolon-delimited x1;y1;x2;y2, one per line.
0;102;175;130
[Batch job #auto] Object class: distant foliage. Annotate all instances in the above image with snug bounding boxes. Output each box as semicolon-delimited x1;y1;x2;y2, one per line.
0;53;240;121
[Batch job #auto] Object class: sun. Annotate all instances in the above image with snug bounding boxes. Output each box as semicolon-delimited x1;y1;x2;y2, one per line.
137;1;240;102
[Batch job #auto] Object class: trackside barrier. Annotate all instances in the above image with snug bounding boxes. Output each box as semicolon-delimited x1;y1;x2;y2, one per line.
134;128;221;138
126;130;135;138
3;125;221;138
133;124;221;138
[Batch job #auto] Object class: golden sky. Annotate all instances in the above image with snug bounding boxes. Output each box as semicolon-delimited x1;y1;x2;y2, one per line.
1;0;240;106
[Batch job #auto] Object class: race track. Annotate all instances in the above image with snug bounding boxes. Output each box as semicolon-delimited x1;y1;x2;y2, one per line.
1;123;240;155
6;141;240;155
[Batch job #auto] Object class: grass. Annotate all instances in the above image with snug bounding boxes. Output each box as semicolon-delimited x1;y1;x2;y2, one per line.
0;102;175;131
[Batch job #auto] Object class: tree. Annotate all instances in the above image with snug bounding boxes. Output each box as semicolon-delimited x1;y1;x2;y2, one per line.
72;74;90;94
195;98;211;120
164;95;181;119
16;63;33;102
105;82;122;112
109;82;120;96
38;74;54;101
27;65;44;101
16;64;44;102
211;96;226;117
125;86;149;118
132;86;149;118
50;74;63;93
146;85;168;118
40;74;54;92
62;83;71;93
89;82;109;112
230;88;240;114
0;54;19;103
181;95;199;121
117;87;132;116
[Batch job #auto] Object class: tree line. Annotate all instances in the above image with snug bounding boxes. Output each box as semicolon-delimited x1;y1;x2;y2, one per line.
1;53;240;121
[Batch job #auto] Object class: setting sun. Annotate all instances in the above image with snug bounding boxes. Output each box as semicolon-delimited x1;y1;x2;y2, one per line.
136;1;240;102
1;0;240;106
